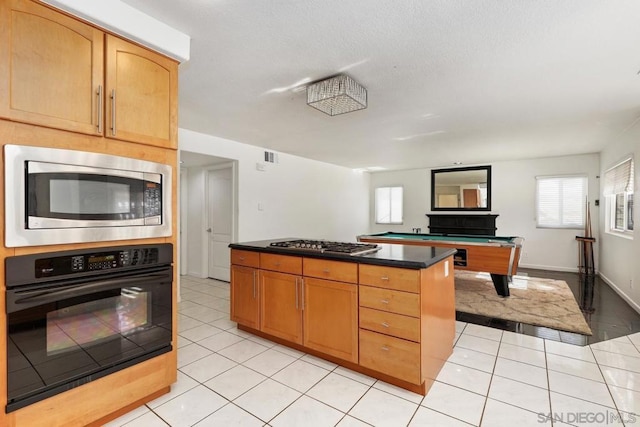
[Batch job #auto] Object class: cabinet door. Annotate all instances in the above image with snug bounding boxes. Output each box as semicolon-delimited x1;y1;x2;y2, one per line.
230;265;259;329
0;0;103;134
260;270;302;344
303;278;358;363
105;35;177;148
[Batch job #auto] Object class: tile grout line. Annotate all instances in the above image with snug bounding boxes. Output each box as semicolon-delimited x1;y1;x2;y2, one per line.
263;362;341;425
476;330;502;427
543;337;554;426
589;342;628;422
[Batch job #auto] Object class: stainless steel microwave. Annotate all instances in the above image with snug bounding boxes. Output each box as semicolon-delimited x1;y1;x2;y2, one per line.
5;145;172;247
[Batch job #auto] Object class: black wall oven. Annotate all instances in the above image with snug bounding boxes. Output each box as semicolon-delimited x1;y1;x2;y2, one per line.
5;244;173;412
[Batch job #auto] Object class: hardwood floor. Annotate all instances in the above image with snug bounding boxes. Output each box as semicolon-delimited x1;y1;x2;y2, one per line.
456;268;640;345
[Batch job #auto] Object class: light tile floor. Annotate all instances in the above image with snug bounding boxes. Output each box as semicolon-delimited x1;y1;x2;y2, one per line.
106;276;640;427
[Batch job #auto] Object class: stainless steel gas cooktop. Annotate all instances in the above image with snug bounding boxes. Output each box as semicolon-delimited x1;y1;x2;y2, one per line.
269;240;381;256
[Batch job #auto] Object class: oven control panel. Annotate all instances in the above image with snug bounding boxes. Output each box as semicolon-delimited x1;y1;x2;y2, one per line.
33;247;161;278
6;244;173;286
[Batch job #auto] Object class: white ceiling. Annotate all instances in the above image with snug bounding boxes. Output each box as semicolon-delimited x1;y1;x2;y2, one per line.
122;0;640;171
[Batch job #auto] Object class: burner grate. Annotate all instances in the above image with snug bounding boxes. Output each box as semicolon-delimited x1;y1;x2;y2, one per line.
270;240;380;256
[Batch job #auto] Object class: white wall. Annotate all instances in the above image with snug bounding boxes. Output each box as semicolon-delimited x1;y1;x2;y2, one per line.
370;154;600;272
184;166;207;277
370;169;430;234
598;119;640;312
180;128;370;277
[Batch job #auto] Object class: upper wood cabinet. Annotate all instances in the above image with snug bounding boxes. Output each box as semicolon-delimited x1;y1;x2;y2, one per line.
0;0;103;135
0;0;178;148
105;35;177;148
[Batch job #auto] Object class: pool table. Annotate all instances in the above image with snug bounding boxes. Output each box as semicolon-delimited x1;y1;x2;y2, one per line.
357;232;524;297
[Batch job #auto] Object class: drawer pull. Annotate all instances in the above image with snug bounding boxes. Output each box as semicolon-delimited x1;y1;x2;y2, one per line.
380;276;390;281
322;268;330;273
239;256;245;261
381;299;389;304
274;262;281;267
381;322;390;328
381;346;390;351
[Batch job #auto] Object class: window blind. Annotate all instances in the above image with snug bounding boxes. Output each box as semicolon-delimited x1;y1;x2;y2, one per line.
375;186;403;224
604;158;634;195
536;175;587;228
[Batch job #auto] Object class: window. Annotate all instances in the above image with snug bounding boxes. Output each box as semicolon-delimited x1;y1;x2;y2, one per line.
375;186;403;224
536;175;587;228
604;158;634;234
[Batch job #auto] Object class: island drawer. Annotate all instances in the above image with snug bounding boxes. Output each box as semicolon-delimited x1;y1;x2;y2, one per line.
359;307;420;342
303;258;358;283
359;285;420;317
231;249;260;268
260;253;302;275
359;329;421;384
359;264;420;293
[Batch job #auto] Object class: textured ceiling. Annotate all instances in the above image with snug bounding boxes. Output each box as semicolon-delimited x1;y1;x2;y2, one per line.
122;0;640;171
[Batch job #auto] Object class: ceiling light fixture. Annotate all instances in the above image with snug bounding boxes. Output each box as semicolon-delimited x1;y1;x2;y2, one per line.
307;75;367;116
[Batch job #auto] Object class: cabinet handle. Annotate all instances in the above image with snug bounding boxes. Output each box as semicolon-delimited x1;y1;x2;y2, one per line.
239;256;245;261
380;276;389;281
381;322;390;328
380;299;389;304
322;268;330;273
275;262;281;267
110;89;116;136
252;270;257;299
96;85;103;134
381;346;390;351
295;277;299;309
301;278;305;310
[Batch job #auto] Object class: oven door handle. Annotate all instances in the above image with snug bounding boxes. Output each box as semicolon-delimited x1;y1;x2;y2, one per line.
8;273;171;312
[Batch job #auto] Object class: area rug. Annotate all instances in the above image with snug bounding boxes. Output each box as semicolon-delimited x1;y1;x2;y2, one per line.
455;270;592;335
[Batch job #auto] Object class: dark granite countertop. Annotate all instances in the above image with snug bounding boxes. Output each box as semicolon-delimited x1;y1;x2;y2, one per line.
229;238;456;270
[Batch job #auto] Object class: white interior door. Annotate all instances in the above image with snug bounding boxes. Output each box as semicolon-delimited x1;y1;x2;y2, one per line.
207;167;232;281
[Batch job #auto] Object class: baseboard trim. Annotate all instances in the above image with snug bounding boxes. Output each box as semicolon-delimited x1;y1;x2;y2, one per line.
598;272;640;315
186;270;207;279
519;263;584;273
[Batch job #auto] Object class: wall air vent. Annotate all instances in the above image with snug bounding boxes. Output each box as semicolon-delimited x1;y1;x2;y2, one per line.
264;151;278;163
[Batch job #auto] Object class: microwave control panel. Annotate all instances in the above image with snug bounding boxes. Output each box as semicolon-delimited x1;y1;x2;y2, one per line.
144;182;162;217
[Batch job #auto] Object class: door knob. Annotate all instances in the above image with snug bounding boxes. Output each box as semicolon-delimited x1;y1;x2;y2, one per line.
206;228;212;232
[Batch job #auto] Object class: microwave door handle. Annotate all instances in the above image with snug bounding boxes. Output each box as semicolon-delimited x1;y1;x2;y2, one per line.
10;273;169;310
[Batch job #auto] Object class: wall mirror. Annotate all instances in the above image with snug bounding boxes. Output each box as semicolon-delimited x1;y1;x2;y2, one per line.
431;165;491;211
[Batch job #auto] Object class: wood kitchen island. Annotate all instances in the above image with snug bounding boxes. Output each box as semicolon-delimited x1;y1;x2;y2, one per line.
229;239;457;395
